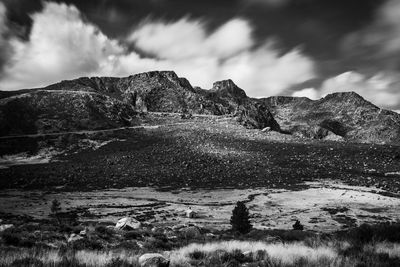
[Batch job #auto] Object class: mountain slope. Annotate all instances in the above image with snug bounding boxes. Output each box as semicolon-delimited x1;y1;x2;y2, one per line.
0;71;279;136
0;90;137;136
261;92;400;143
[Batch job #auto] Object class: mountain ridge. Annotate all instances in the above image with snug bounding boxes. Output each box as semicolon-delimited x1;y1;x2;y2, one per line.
0;71;399;143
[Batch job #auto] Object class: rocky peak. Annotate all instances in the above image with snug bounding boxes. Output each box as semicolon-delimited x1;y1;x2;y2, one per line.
128;70;193;91
320;91;378;109
212;79;247;99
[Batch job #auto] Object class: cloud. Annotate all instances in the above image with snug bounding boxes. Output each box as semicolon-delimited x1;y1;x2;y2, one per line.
127;17;316;95
292;88;319;100
0;2;125;90
292;71;400;110
245;0;290;7
341;0;400;68
0;2;11;74
0;2;316;98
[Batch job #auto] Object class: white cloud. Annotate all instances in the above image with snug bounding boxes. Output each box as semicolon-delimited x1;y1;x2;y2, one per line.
292;88;319;100
0;2;125;90
293;71;400;110
0;2;316;98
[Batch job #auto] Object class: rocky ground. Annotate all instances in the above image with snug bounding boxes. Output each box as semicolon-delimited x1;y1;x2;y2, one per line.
0;113;399;193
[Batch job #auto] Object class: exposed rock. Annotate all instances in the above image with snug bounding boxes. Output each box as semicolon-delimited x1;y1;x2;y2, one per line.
0;224;13;232
67;233;83;243
185;208;197;218
115;217;141;230
138;253;169;267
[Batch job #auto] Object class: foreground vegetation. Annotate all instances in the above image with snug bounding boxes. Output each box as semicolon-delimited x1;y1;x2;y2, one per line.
1;212;400;267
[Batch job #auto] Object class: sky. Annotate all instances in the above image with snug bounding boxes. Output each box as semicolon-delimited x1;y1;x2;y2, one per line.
0;0;399;111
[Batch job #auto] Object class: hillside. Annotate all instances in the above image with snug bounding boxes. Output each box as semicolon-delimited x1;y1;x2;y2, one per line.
261;92;400;143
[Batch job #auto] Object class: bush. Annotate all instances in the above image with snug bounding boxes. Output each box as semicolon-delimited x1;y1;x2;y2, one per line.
230;201;252;234
293;220;304;231
51;199;62;215
345;223;400;244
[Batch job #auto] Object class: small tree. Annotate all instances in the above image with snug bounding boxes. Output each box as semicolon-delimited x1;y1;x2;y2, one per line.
293;220;304;231
230;201;252;234
50;199;61;223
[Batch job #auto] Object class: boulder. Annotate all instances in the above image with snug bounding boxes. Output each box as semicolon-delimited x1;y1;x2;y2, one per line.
115;217;141;230
0;224;13;232
138;253;169;267
185;208;197;218
67;233;83;243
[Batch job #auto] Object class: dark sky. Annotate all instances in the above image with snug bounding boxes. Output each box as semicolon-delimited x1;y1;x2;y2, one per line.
1;0;399;109
3;0;384;64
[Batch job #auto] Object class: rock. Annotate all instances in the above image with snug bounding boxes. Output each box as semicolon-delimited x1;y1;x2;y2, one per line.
67;233;83;243
324;131;344;142
185;208;197;218
0;224;13;232
171;224;186;231
138;253;169;267
79;229;87;236
115;217;141;230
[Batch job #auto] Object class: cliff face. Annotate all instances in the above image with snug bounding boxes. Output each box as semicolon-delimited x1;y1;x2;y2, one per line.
261;92;400;143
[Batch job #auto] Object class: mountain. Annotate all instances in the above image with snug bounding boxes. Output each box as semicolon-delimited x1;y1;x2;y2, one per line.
261;92;400;143
0;71;279;136
0;70;398;143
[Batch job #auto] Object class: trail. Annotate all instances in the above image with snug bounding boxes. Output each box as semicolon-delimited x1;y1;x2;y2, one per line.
0;112;231;140
0;122;195;140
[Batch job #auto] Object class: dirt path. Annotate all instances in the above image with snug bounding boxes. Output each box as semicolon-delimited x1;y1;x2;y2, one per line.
0;121;196;140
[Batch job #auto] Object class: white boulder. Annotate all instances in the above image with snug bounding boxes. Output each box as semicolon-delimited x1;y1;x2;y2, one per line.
115;217;141;230
138;253;169;267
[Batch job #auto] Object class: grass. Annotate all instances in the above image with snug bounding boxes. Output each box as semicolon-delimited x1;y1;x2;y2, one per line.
1;240;399;266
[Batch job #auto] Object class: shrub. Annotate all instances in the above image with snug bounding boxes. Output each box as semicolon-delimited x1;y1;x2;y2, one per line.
230;201;252;234
293;220;304;231
189;250;206;260
51;199;61;215
345;223;400;244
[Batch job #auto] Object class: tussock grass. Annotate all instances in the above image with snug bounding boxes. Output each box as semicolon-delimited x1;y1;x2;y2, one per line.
169;240;338;266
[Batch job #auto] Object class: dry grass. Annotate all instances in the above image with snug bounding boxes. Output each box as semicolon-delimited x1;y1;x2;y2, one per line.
0;240;399;266
169;240;338;266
